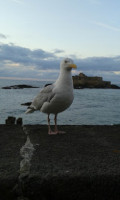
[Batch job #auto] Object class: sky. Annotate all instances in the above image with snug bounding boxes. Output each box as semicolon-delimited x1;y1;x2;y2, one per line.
0;0;120;83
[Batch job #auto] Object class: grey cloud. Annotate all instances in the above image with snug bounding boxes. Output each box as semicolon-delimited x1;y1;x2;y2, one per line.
75;56;120;72
0;44;31;63
0;33;7;39
35;59;60;70
0;43;120;83
0;44;58;67
1;43;120;73
53;49;65;54
31;49;56;59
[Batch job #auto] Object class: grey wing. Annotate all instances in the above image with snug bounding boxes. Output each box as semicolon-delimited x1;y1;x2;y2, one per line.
30;84;55;110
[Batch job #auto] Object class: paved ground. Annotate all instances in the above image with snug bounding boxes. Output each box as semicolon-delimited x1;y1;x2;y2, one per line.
0;125;120;199
0;125;25;200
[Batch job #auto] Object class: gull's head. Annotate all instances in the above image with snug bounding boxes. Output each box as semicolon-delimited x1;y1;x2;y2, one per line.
60;58;77;71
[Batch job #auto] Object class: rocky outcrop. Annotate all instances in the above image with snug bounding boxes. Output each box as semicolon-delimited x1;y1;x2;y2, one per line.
21;102;32;106
73;73;120;89
1;84;39;89
110;84;120;89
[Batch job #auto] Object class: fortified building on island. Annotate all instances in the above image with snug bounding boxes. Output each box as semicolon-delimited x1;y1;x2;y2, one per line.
72;73;119;89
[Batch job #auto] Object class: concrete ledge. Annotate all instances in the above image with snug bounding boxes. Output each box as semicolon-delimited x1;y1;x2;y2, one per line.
0;125;26;199
1;125;120;199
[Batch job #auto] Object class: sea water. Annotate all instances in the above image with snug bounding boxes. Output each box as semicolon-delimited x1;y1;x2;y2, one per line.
0;79;120;125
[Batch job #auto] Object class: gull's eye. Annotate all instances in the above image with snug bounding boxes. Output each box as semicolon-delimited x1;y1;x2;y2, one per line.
65;60;68;63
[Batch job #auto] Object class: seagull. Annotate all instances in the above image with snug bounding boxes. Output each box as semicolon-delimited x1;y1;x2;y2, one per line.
25;58;77;135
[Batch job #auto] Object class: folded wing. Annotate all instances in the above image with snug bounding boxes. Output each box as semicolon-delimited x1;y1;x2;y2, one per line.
25;84;55;114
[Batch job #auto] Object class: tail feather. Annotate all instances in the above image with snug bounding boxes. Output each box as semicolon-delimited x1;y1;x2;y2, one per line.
25;108;34;114
25;105;36;114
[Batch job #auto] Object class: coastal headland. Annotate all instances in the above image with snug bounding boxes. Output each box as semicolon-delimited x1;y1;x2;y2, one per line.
1;124;120;199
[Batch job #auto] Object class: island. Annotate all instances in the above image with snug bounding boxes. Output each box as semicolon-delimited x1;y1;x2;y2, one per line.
72;73;120;89
21;102;32;106
1;84;39;89
1;75;120;90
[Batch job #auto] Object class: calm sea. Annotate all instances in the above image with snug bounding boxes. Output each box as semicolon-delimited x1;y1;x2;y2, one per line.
0;79;120;125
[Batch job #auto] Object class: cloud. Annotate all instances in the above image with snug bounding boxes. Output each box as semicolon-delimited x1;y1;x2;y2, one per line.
114;71;120;75
0;43;62;79
53;49;65;54
0;43;59;67
0;43;120;83
76;56;120;72
0;33;7;39
92;21;120;32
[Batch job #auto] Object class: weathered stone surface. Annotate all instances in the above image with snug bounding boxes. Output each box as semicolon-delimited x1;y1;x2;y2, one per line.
6;116;16;125
0;125;26;200
1;85;39;89
1;125;120;199
23;125;120;200
16;118;23;125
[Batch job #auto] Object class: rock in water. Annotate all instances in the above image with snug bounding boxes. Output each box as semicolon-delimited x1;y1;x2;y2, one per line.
1;85;39;89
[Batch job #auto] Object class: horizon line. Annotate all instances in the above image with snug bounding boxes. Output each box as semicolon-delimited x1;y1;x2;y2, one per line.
0;77;55;81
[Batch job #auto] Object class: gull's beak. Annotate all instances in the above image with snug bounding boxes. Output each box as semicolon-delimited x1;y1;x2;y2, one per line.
69;64;77;69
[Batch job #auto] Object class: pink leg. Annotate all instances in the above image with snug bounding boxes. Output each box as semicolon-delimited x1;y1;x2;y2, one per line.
54;114;65;134
47;114;57;135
